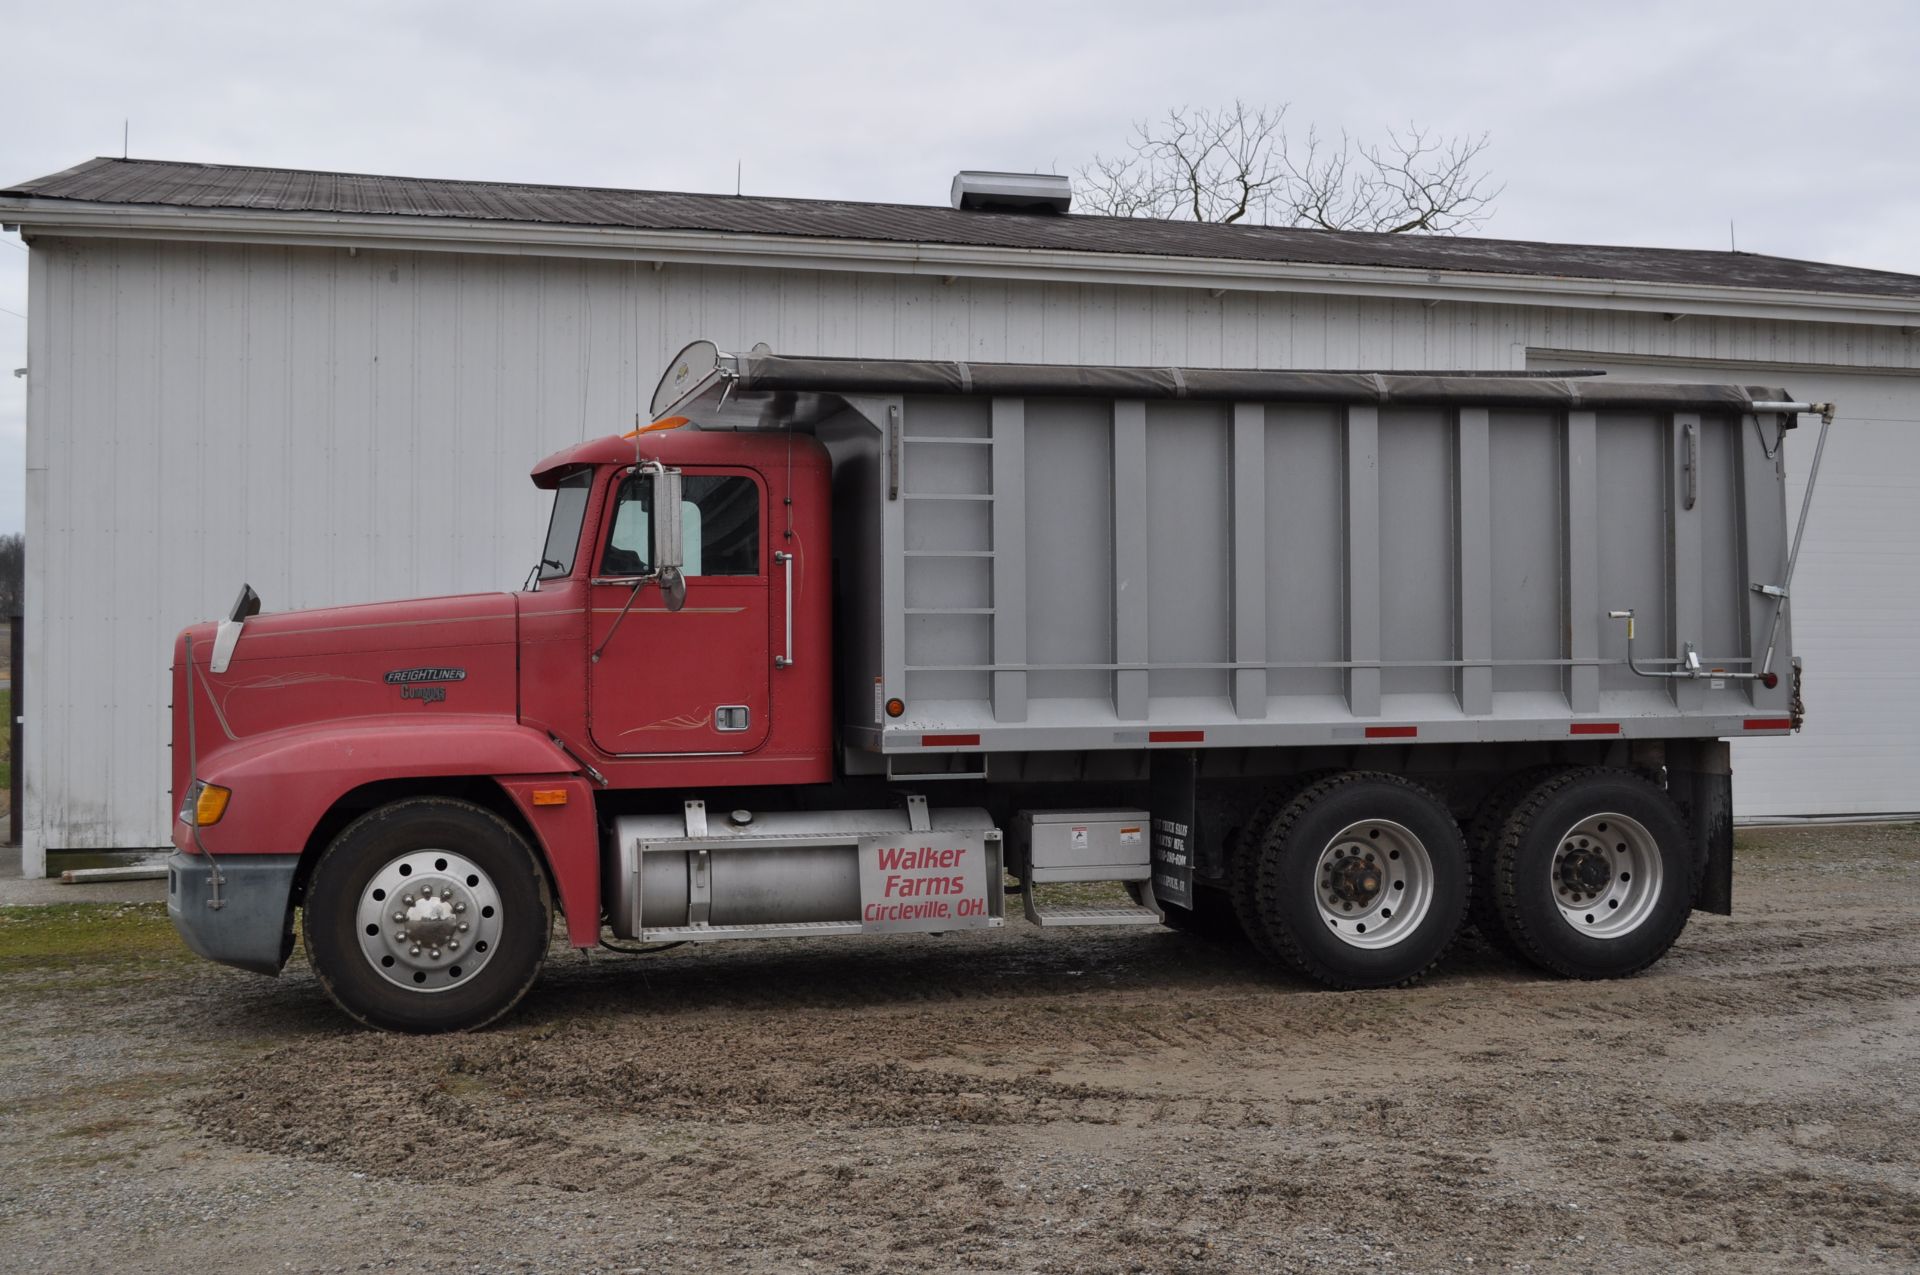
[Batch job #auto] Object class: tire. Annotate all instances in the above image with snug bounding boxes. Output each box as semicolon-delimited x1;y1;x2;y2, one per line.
1223;772;1341;967
1248;772;1470;989
1464;766;1569;958
303;797;552;1033
1491;768;1693;979
1228;781;1319;967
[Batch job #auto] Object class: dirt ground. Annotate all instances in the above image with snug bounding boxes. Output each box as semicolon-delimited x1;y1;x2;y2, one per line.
2;824;1917;1274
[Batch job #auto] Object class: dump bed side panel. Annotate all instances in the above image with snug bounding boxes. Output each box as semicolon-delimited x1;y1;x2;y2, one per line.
871;393;1794;753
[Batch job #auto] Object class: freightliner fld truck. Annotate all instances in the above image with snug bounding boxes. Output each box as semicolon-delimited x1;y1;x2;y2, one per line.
166;342;1830;1032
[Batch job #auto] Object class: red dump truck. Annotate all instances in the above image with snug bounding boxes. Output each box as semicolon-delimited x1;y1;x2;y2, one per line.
167;342;1829;1031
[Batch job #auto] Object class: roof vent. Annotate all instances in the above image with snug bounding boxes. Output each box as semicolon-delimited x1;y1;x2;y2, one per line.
950;171;1071;213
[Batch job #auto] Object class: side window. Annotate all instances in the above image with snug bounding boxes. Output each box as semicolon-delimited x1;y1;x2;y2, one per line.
536;470;591;581
600;474;759;578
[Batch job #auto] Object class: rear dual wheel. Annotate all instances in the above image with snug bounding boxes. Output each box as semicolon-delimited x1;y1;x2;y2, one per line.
1242;772;1470;989
1488;769;1693;979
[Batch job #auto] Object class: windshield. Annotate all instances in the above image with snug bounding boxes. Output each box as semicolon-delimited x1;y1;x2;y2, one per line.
535;471;591;583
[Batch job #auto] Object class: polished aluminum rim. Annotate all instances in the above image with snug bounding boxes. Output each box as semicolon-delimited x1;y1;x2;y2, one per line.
1552;812;1663;939
1315;819;1434;950
354;849;504;993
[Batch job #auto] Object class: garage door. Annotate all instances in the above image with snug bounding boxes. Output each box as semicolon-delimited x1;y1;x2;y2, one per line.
1529;352;1920;818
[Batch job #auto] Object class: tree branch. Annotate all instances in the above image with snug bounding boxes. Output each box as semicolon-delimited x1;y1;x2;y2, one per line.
1077;103;1500;234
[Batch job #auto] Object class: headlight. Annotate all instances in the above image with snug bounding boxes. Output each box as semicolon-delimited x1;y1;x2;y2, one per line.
179;780;232;827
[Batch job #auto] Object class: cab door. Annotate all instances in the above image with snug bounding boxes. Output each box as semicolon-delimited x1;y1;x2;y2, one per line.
587;467;771;755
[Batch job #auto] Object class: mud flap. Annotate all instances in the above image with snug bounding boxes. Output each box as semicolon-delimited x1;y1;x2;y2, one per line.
1672;741;1735;915
1149;749;1197;911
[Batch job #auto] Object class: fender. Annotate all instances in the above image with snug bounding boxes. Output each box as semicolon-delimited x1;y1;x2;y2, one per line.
175;715;580;859
498;775;603;948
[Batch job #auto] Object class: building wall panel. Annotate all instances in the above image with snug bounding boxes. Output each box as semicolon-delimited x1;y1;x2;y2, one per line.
21;235;1920;864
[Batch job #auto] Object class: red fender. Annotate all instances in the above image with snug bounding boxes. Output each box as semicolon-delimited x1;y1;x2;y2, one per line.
498;776;602;949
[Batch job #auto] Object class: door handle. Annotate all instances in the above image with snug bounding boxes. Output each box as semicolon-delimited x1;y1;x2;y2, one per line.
773;551;794;668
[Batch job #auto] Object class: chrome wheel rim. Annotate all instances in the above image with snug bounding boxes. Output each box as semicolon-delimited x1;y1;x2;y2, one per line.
354;849;504;993
1315;819;1434;949
1552;812;1662;939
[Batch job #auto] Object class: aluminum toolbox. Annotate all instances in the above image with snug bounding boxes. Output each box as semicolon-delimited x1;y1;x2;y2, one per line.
1013;808;1151;883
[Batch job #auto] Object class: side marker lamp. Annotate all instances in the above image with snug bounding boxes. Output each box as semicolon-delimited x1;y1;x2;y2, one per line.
180;780;232;827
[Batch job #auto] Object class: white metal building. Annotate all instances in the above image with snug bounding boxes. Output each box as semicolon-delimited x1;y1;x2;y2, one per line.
4;157;1919;875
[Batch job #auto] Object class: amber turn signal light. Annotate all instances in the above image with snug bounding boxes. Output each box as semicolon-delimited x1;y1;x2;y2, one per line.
885;698;905;718
530;788;570;807
193;783;232;826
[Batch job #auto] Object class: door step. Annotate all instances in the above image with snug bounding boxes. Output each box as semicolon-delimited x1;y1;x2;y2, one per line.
1021;882;1164;928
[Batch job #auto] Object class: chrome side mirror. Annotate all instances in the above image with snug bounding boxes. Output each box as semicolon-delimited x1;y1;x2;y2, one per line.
650;465;686;613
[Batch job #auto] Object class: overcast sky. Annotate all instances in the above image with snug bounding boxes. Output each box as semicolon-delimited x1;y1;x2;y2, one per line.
3;0;1918;536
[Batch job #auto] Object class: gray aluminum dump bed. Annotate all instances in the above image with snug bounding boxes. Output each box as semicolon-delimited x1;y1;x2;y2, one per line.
656;344;1803;758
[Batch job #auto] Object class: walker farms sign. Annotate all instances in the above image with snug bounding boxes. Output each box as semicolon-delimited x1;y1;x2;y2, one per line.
857;833;993;932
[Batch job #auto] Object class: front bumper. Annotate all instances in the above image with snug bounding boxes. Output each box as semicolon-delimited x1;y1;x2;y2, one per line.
166;851;300;975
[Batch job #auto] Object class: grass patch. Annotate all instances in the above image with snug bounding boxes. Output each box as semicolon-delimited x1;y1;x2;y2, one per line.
1019;877;1134;907
0;902;192;971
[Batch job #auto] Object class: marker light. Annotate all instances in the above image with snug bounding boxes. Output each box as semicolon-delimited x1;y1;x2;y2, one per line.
885;698;906;718
622;415;689;439
180;781;232;827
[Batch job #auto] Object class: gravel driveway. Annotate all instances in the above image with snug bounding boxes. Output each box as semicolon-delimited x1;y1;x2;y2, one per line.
2;823;1916;1273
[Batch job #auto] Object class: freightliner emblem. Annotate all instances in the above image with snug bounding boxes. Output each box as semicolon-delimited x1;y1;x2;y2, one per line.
384;667;468;685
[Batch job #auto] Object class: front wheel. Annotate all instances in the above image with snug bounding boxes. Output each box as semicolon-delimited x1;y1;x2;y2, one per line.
303;797;551;1033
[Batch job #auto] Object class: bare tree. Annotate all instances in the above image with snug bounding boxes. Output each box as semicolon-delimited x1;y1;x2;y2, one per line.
1077;102;1501;234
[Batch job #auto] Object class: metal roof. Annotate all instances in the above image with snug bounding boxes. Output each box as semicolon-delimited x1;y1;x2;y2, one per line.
9;156;1920;301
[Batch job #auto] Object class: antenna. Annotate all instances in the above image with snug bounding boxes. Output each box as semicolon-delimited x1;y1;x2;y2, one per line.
736;159;741;197
122;119;128;160
1729;220;1736;253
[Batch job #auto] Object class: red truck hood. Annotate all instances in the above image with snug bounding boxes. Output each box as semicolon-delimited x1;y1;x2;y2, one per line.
173;593;522;792
201;592;518;662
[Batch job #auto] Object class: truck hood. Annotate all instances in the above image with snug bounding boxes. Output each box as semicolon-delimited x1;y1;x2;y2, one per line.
175;593;521;771
200;592;518;663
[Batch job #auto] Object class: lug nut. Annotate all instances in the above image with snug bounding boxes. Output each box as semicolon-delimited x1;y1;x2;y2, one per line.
453;902;467;914
393;911;405;922
430;949;441;960
410;946;422;957
447;940;459;952
402;894;414;905
442;889;453;900
458;922;469;932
